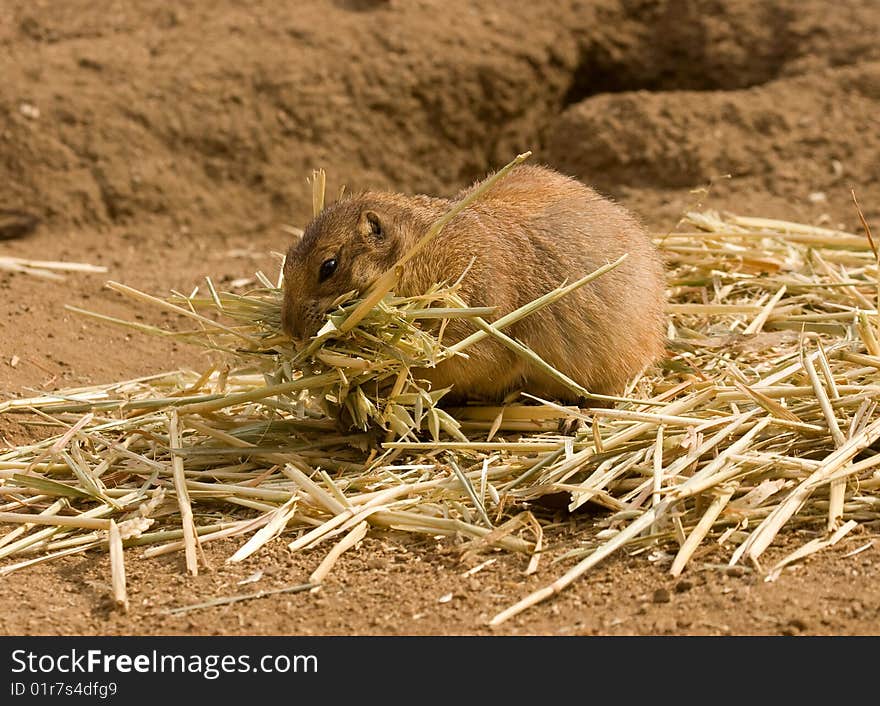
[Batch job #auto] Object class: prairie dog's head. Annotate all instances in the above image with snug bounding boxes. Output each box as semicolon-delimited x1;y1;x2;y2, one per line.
281;195;406;341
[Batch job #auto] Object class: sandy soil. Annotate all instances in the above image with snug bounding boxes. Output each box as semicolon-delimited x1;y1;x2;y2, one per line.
1;0;879;635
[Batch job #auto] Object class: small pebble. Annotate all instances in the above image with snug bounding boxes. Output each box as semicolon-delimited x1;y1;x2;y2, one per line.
788;617;809;631
652;588;671;604
19;102;40;120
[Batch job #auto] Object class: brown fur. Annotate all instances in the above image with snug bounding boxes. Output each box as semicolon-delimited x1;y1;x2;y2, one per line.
282;165;666;402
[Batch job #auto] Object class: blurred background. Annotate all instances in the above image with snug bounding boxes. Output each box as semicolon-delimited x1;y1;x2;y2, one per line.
4;1;880;230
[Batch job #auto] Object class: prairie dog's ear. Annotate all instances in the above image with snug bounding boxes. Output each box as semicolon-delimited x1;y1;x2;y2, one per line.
357;209;384;242
282;225;304;247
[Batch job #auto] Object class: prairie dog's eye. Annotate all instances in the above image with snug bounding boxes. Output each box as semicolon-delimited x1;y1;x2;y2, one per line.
319;258;338;283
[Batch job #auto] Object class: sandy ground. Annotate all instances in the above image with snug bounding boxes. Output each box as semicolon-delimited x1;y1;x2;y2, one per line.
2;0;879;635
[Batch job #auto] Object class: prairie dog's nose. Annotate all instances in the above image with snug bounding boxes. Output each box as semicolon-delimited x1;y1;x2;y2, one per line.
280;297;302;340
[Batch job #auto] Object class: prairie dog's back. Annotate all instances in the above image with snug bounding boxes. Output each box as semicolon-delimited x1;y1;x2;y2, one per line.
401;165;666;399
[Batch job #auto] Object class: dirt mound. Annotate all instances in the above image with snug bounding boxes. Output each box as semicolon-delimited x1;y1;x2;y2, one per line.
1;0;878;234
546;62;880;200
561;0;880;99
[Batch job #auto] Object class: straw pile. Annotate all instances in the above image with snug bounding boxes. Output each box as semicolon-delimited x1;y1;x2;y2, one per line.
1;159;879;623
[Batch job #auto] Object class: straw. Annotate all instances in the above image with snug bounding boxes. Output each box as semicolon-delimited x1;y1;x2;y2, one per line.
3;179;880;625
108;520;129;612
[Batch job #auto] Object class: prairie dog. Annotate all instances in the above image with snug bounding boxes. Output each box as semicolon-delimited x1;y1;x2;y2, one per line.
281;165;666;402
